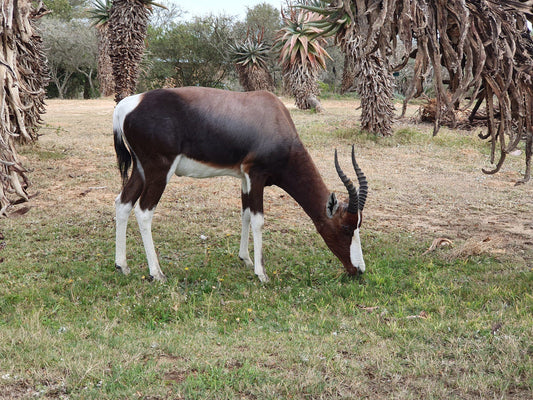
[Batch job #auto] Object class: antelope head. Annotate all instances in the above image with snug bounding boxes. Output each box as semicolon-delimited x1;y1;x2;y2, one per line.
323;145;368;275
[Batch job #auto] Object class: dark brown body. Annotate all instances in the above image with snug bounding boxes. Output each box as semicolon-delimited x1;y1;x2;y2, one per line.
113;87;367;282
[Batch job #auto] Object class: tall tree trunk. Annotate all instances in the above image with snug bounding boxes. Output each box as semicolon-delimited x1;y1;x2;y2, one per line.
96;25;114;97
235;64;274;92
0;0;48;215
354;47;395;136
333;2;396;136
340;33;395;136
283;63;323;111
341;52;356;94
108;0;150;103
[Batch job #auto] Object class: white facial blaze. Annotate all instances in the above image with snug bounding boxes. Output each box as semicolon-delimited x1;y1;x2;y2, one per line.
350;228;365;273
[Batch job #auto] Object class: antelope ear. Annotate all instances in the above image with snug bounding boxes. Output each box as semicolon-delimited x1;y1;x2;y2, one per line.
326;193;339;218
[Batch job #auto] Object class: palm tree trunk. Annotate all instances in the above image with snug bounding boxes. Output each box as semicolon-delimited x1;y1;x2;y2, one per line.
1;0;48;215
283;63;322;111
108;0;150;103
235;64;274;92
341;52;356;94
342;14;395;137
354;48;395;136
96;25;114;97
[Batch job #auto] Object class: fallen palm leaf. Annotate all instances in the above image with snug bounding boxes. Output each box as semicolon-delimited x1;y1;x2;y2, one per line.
423;237;453;255
446;236;505;261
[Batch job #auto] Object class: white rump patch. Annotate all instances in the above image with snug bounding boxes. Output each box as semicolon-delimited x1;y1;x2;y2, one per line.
113;94;145;181
113;93;142;134
350;228;365;273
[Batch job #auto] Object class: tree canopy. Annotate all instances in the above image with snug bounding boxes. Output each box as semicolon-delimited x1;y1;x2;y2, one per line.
145;14;235;89
40;18;98;98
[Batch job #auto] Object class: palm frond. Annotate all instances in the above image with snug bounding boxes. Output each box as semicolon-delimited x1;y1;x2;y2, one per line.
275;8;330;72
88;0;112;26
229;37;271;69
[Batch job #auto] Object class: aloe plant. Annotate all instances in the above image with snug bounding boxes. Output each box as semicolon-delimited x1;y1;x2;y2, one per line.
230;31;274;91
300;0;395;135
275;8;330;110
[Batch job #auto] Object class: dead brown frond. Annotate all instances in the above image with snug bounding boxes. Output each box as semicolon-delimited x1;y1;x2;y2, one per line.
1;0;48;215
394;0;533;183
419;97;482;129
422;237;453;255
445;236;505;261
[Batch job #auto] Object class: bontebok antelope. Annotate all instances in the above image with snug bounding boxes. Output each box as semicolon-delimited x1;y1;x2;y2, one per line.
113;87;368;283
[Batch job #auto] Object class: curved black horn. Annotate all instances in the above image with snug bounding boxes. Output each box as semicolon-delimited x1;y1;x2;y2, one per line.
351;145;368;211
334;149;358;214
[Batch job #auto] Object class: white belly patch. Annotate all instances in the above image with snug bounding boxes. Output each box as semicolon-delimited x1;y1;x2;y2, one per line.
168;155;243;181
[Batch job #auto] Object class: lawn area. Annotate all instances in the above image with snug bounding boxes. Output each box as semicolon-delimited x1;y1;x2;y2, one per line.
0;96;531;399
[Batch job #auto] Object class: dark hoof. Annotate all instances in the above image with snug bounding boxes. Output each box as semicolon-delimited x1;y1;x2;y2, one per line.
115;264;131;275
142;273;166;282
148;274;167;283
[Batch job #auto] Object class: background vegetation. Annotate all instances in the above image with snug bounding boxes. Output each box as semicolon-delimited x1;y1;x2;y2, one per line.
39;0;347;98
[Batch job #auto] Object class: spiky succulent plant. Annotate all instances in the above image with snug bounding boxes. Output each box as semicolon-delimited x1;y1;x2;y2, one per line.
275;8;330;110
299;0;353;44
230;38;271;70
230;32;274;91
88;0;113;26
277;8;330;71
299;0;395;135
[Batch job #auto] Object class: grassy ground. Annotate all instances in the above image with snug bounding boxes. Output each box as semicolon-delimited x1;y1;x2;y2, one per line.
0;97;531;399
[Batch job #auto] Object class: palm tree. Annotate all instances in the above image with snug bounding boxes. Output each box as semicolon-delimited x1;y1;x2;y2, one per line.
390;0;533;183
304;0;533;182
89;0;114;97
230;31;275;92
275;8;330;111
107;0;165;103
1;0;48;215
303;0;396;136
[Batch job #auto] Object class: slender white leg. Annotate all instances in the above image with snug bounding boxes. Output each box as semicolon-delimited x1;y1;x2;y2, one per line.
250;212;268;283
134;205;166;282
239;208;253;268
115;195;132;275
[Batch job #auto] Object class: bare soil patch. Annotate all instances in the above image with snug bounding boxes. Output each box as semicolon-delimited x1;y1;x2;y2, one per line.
21;96;533;263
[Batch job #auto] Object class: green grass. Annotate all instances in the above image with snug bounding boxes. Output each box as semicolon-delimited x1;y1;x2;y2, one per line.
1;211;531;399
1;97;532;398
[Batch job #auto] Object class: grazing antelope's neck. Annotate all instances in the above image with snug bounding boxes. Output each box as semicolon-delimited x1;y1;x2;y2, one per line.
277;144;331;229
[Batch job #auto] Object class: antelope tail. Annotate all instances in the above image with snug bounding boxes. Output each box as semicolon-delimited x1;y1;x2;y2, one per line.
113;108;133;187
